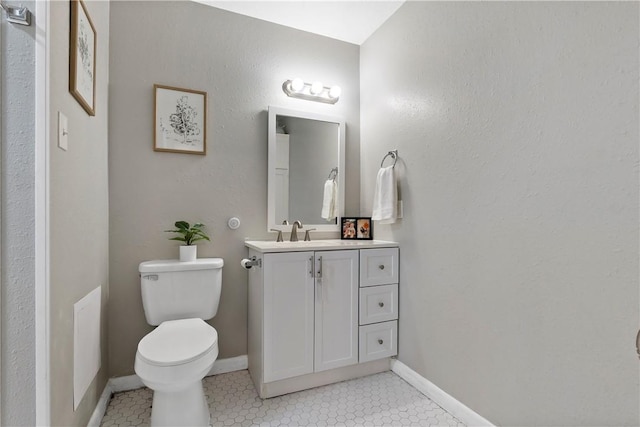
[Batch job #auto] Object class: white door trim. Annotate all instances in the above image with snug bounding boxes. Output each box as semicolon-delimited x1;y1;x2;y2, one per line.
0;8;3;421
34;1;51;425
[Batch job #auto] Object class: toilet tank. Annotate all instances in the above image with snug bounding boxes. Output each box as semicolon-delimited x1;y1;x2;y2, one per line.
139;258;224;326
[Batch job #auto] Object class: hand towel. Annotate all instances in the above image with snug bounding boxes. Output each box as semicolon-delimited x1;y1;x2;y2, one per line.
321;179;338;221
371;166;397;224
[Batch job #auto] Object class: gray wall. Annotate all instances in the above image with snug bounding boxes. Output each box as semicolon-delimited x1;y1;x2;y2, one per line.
0;1;36;424
361;2;639;425
108;1;360;377
49;1;111;425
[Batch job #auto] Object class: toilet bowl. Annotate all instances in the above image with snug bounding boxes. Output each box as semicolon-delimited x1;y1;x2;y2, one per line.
135;318;219;427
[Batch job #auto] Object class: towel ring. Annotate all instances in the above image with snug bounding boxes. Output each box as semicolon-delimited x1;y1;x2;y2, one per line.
380;150;398;168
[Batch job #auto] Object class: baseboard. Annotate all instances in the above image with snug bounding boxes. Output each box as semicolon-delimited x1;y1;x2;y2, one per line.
87;381;113;427
109;372;144;393
391;359;494;427
90;355;249;425
208;354;248;376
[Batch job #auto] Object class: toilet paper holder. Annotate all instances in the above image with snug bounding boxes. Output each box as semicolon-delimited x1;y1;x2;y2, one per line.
241;256;262;269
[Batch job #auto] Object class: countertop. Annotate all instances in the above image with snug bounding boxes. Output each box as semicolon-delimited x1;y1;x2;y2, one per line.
244;239;399;253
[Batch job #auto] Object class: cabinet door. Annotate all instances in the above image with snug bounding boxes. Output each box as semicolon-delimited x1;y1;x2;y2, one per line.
264;251;315;382
314;250;359;372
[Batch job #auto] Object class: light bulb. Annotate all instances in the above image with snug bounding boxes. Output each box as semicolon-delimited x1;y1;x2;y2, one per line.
290;78;304;92
310;81;324;95
329;86;342;99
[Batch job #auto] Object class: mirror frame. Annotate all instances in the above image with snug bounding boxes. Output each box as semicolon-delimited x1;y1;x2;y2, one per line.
268;106;346;233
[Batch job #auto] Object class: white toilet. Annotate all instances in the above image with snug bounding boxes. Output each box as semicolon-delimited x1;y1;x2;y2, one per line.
135;258;224;427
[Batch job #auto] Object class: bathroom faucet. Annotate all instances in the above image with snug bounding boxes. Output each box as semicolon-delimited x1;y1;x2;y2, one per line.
304;228;316;241
270;229;284;242
290;221;303;242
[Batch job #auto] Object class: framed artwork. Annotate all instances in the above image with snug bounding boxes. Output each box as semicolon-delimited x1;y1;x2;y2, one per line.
69;0;97;116
341;217;373;240
154;84;207;155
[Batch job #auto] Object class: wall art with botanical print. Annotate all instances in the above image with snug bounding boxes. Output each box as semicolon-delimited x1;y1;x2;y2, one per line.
154;84;207;155
70;0;97;116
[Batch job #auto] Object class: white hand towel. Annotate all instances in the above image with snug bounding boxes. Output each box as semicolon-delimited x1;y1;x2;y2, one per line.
371;166;397;224
321;179;338;221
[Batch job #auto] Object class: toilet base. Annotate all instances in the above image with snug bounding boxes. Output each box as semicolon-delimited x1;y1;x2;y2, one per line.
149;380;210;427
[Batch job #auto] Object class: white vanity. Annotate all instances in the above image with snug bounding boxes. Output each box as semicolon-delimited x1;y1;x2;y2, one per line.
245;239;399;398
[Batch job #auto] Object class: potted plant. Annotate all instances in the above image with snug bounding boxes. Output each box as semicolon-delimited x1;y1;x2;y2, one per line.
165;221;210;262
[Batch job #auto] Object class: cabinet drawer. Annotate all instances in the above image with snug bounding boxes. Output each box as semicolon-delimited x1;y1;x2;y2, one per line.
359;284;398;325
359;248;399;287
359;320;397;363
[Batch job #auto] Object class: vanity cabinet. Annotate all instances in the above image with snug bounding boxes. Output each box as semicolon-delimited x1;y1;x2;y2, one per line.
246;241;399;398
262;250;358;383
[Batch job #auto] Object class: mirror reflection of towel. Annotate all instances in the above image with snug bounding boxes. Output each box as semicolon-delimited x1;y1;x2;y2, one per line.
321;179;338;221
372;166;397;224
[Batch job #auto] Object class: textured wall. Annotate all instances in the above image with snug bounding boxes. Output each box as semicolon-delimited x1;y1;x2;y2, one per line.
361;2;639;425
108;1;360;377
49;1;111;425
0;1;36;424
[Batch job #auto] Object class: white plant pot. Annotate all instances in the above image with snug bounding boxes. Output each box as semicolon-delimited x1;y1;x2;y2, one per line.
180;245;197;262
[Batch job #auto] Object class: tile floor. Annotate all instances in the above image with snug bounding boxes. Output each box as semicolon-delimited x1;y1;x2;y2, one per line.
101;370;465;427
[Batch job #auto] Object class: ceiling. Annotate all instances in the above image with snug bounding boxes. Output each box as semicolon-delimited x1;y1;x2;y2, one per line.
192;1;406;45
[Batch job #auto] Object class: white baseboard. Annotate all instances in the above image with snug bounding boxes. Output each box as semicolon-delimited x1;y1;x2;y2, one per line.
109;372;144;393
208;354;248;376
87;381;113;427
391;359;494;427
89;355;249;425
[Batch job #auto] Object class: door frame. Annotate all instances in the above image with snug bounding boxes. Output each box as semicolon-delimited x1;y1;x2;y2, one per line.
35;0;51;424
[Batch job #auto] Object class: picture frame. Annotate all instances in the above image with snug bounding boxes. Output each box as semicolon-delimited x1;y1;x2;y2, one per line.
154;84;207;155
69;0;97;116
341;217;373;240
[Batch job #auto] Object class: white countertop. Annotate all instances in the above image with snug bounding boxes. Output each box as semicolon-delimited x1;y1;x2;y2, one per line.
245;239;399;253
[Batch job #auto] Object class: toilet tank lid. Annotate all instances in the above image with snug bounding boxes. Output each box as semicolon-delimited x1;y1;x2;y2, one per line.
139;258;224;273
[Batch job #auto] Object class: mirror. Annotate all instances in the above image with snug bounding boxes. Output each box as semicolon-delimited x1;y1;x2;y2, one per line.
268;106;345;232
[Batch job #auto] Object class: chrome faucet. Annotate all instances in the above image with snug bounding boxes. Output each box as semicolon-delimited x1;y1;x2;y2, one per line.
290;220;303;242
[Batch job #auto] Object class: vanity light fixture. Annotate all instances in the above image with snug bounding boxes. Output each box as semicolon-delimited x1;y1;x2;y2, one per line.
282;78;341;104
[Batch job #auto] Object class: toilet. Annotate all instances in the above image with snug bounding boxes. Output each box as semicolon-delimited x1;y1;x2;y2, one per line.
135;258;224;427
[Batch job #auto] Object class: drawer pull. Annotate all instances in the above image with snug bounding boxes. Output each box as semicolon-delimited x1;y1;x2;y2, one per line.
378;302;384;307
378;339;384;345
378;264;385;270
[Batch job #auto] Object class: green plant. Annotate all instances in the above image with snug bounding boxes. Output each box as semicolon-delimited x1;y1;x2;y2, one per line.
165;221;210;246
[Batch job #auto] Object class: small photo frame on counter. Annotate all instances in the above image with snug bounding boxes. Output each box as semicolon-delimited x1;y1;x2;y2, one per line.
341;217;373;240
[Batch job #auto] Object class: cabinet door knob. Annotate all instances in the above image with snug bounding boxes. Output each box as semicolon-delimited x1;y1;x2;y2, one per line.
378;264;385;270
378;339;384;345
378;302;384;307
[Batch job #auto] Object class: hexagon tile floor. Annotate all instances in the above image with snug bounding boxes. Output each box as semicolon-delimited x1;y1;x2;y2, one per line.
100;370;465;427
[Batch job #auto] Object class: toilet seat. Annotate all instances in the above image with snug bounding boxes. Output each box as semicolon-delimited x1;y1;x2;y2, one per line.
137;318;218;367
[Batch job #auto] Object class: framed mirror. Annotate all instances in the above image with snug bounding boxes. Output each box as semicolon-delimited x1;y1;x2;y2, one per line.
268;106;345;232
